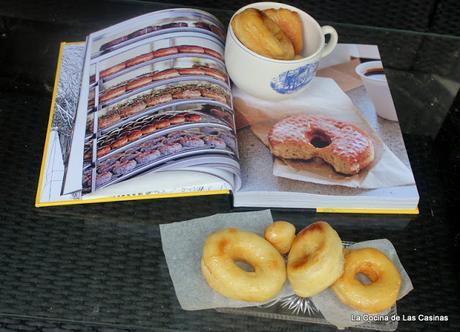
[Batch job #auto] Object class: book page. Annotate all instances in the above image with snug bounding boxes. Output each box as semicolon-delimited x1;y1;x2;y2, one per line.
39;9;241;205
233;44;418;209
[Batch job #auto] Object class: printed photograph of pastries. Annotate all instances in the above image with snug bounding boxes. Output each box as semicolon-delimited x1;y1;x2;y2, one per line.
88;32;224;85
83;103;235;163
86;80;232;133
234;44;416;194
97;57;228;105
89;8;225;58
82;126;237;193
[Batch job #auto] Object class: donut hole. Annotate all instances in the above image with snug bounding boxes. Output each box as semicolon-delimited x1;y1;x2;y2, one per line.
235;260;255;272
355;265;380;285
309;131;332;148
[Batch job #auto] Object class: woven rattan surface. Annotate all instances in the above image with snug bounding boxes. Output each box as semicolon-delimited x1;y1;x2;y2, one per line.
1;1;460;331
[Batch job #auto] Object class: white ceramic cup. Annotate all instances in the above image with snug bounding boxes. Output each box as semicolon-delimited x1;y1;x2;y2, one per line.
355;61;399;121
225;2;338;100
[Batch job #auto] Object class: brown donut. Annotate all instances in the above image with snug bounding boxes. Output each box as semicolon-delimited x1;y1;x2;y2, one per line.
97;146;111;158
169;114;186;125
178;67;205;76
203;48;223;60
155;119;170;129
177;45;205;53
100;36;128;51
151;69;180;81
100;62;127;79
100;84;127;103
152;47;178;58
98;113;121;129
145;93;173;107
127;26;154;39
111;135;129;149
128;130;143;142
126;52;154;67
185;114;202;122
141;124;157;135
126;74;153;91
119;101;146;118
201;67;227;81
172;89;201;99
200;88;227;104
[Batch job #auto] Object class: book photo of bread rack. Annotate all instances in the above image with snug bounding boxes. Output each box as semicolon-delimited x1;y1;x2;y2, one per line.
36;6;419;214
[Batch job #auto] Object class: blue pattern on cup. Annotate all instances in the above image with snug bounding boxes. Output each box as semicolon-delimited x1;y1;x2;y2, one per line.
270;62;319;94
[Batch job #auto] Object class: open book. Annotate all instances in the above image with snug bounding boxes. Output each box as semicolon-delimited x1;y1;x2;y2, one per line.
36;8;419;213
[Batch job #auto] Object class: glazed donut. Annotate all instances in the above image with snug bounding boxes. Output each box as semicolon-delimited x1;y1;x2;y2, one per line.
177;45;204;53
126;52;154;67
135;149;161;164
172;89;201;100
111;135;129;149
264;221;296;255
268;115;375;175
332;248;401;313
201;228;286;302
263;8;303;55
98;113;121;129
145;93;172;107
177;67;205;76
97;146;111;158
141;124;157;135
100;62;126;79
126;74;153;91
169;114;186;125
287;222;344;297
152;47;178;58
185;114;202;122
151;69;180;81
128;130;142;142
100;84;126;103
100;36;128;51
231;8;295;60
119;101;146;118
203;48;223;60
96;172;112;187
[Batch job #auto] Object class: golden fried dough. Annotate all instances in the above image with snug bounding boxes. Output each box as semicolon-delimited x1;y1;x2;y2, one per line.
232;8;295;60
264;8;304;55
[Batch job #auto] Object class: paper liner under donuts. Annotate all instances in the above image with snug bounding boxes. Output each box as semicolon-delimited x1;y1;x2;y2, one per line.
233;77;415;189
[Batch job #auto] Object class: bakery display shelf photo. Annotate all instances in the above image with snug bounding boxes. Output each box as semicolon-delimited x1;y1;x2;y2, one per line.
100;51;226;83
82;127;238;192
92;122;234;164
91;9;225;59
97;64;229;105
90;31;225;80
95;74;230;108
85;100;234;140
86;80;232;125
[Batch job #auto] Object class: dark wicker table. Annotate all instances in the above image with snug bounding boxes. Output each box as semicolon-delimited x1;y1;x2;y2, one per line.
1;1;460;331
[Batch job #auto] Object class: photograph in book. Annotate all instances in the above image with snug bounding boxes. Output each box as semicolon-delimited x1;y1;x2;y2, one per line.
232;43;419;211
36;8;419;212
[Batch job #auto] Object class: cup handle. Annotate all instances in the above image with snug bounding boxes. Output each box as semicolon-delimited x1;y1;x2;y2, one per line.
320;25;338;58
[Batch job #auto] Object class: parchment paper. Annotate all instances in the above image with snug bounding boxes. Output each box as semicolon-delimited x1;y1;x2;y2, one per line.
311;239;414;329
233;77;415;189
161;216;413;328
159;210;294;310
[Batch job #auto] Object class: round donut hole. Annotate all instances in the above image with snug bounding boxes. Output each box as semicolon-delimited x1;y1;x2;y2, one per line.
310;132;332;148
355;268;380;285
235;260;255;272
